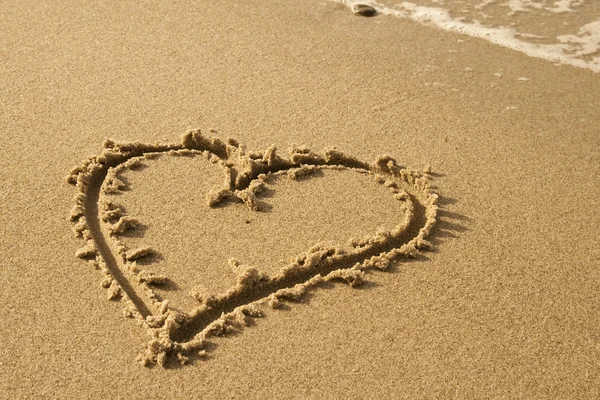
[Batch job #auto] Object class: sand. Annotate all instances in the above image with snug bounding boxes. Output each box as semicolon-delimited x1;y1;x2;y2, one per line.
1;0;599;398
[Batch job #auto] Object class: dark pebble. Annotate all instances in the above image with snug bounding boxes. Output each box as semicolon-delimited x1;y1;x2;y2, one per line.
353;4;377;17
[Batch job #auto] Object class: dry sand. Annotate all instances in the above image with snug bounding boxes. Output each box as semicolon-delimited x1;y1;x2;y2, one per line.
1;0;599;398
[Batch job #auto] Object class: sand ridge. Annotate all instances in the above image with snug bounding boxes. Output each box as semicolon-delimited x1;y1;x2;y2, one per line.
67;129;439;367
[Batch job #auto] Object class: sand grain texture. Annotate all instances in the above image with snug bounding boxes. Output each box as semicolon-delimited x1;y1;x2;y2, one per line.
1;0;599;398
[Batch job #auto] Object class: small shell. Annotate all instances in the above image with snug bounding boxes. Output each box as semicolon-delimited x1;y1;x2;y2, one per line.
353;4;377;17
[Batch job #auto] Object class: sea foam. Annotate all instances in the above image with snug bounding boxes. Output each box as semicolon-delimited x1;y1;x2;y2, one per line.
338;0;600;73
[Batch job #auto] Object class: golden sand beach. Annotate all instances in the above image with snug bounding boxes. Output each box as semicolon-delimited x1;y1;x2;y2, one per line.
1;0;599;398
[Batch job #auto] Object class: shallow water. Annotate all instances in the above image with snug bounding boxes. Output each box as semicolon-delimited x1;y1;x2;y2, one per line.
337;0;600;72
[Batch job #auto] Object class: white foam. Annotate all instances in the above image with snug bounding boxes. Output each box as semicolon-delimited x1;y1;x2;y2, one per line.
503;0;585;14
504;0;543;14
336;0;600;73
557;20;600;58
551;0;584;13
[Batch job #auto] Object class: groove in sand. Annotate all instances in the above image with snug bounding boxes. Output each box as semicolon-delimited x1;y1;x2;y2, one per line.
67;129;439;366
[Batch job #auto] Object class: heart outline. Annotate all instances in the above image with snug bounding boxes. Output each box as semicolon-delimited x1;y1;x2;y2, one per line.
67;129;439;367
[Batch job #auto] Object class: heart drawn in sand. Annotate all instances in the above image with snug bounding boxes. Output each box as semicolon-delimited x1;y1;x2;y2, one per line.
67;130;438;367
